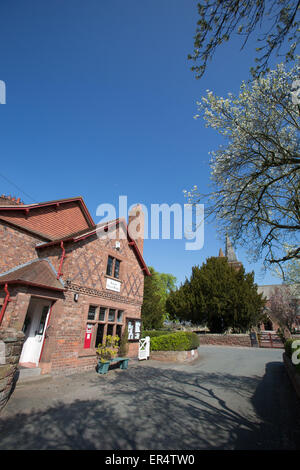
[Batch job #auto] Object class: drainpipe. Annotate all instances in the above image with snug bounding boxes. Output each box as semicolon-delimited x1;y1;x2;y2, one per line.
57;241;66;280
0;283;11;326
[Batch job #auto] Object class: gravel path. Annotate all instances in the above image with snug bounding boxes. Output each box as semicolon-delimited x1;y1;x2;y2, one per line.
0;346;299;450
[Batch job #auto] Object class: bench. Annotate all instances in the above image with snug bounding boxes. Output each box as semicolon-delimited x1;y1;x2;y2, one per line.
97;357;130;375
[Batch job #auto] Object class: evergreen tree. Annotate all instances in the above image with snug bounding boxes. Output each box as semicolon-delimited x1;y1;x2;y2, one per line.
166;257;265;333
166;279;194;323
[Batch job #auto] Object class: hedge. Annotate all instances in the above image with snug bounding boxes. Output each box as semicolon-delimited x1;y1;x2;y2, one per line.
150;331;200;351
142;330;174;338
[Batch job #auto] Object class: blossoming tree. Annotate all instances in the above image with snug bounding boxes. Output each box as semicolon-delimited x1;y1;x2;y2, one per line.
185;62;300;273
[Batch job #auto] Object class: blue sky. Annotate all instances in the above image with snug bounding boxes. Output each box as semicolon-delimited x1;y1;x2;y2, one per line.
0;1;283;286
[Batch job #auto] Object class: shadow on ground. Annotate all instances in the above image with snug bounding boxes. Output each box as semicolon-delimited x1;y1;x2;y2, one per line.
0;361;299;450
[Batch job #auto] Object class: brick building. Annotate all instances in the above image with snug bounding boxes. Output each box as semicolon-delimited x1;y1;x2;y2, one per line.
257;284;300;332
0;195;150;375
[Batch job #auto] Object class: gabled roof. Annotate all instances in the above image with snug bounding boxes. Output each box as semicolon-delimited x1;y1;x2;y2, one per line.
0;259;65;291
0;196;95;240
36;218;151;276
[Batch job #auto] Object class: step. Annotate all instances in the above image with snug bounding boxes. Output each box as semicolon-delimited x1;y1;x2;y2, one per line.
15;369;52;387
17;366;41;380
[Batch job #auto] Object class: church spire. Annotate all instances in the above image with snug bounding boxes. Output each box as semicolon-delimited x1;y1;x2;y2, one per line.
225;235;237;262
224;235;243;271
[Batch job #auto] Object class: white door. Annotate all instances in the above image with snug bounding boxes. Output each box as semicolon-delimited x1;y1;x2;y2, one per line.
20;298;52;366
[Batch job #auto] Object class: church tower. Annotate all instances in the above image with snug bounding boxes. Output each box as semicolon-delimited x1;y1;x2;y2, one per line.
219;235;243;271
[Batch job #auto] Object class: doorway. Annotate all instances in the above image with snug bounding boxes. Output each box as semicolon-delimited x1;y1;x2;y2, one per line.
19;297;52;367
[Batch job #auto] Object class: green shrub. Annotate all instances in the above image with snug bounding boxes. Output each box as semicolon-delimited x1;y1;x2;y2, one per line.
150;331;200;351
143;330;173;338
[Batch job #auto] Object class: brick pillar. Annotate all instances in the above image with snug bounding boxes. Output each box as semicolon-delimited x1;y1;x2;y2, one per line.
2;291;31;331
0;327;25;412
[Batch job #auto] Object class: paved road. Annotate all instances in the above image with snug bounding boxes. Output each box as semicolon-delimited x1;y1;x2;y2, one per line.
0;346;300;450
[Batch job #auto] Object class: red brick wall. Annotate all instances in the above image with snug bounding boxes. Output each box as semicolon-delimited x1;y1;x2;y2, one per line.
38;226;145;374
199;334;251;347
0;223;42;273
39;226;145;305
40;289;142;375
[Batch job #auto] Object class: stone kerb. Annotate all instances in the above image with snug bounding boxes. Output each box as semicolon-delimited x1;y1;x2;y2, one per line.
0;327;25;412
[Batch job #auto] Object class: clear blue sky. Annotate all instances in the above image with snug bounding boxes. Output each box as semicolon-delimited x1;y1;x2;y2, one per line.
0;0;282;286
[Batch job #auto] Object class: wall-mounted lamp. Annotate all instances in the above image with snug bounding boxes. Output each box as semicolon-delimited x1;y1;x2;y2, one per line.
74;293;79;302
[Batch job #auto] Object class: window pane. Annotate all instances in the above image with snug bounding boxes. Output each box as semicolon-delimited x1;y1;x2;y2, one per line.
37;306;49;335
88;305;97;320
116;324;122;340
99;307;106;321
114;259;120;279
117;310;123;323
108;309;115;322
95;323;105;348
106;256;114;276
107;324;114;336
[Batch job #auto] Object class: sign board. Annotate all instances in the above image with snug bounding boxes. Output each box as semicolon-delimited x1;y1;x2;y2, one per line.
106;278;121;292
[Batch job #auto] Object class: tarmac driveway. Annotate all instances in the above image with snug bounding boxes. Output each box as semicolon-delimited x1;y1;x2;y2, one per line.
0;346;300;450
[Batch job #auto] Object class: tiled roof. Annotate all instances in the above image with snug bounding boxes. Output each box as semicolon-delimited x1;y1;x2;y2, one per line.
0;259;65;291
0;197;94;240
257;284;300;300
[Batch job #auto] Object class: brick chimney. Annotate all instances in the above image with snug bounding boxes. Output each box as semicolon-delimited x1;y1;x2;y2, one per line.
0;195;24;205
128;204;144;255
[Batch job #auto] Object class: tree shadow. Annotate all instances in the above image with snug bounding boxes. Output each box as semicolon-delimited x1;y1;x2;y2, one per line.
248;361;300;450
0;362;299;450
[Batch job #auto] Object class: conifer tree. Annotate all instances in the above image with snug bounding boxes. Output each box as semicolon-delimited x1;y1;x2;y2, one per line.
166;257;265;333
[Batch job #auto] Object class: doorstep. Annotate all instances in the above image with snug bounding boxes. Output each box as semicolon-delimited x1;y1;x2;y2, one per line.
16;365;51;385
